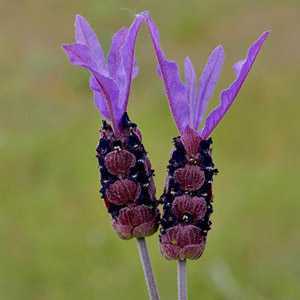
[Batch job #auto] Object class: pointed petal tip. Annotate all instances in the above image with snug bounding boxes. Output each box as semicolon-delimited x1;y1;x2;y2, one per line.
184;56;194;72
212;45;225;58
215;44;225;51
75;14;85;25
184;56;192;64
251;31;270;47
61;44;70;57
137;10;150;18
61;44;74;56
258;30;271;41
61;43;74;54
263;30;271;36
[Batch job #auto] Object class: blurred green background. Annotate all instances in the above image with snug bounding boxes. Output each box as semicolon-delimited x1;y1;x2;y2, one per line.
1;0;299;299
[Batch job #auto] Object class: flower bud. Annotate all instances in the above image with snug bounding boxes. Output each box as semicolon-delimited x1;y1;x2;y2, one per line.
105;179;141;205
113;205;159;239
160;225;206;260
104;149;136;176
174;165;205;191
172;195;207;222
180;126;202;160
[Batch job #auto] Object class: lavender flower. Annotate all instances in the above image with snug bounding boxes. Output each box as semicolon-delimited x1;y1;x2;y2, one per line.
143;12;269;260
62;14;159;240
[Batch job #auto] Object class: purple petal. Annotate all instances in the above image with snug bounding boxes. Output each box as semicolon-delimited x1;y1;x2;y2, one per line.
194;45;224;130
75;15;106;70
89;70;120;129
156;64;162;78
63;14;146;134
201;31;270;139
120;13;144;113
184;57;197;127
143;13;189;133
89;76;110;119
62;43;96;69
108;27;128;80
63;44;118;123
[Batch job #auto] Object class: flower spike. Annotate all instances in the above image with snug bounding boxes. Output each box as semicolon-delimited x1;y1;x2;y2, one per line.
143;12;269;263
63;13;160;241
63;13;161;299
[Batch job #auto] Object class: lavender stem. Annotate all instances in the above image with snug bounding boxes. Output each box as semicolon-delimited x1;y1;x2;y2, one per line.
177;259;187;300
136;238;160;300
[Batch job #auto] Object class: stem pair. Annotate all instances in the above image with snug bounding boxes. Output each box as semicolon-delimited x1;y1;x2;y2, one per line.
137;238;187;300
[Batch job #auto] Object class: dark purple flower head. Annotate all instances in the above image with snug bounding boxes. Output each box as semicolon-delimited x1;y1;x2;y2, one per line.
97;117;159;240
139;12;269;260
142;12;269;140
62;14;144;135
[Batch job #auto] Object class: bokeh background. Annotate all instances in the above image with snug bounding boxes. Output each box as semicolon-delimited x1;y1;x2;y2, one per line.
1;0;299;299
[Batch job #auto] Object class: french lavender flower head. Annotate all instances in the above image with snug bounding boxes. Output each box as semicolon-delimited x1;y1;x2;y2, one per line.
63;14;159;240
143;13;269;260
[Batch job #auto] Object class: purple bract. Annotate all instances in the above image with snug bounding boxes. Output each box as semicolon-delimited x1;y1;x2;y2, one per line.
63;14;144;135
142;12;269;139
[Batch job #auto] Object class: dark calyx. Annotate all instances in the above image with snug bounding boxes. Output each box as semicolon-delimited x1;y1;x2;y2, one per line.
96;112;158;218
160;136;218;236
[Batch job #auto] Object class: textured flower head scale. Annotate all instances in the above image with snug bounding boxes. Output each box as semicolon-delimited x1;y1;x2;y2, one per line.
143;12;269;260
63;14;159;240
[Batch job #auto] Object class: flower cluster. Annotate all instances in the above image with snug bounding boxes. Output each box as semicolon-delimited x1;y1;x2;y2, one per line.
63;14;159;239
63;11;269;260
97;113;159;239
142;12;269;260
159;129;216;260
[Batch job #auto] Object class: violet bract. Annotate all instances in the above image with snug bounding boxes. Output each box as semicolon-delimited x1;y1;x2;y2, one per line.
62;14;159;240
143;12;269;260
